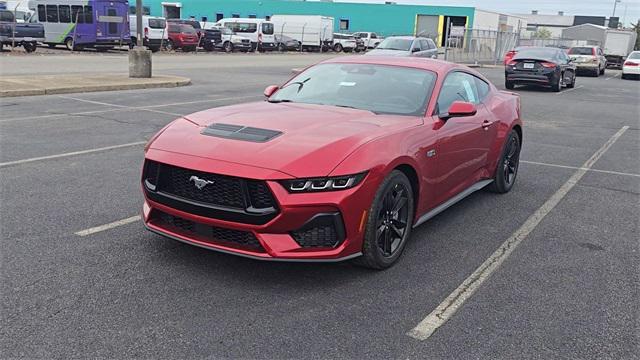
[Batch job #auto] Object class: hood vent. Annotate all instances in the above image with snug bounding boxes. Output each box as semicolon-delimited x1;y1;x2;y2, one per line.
201;123;283;143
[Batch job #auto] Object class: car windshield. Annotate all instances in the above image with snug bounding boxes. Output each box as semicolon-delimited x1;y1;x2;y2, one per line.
627;52;640;59
376;38;413;51
569;47;594;55
219;27;233;35
513;48;558;61
269;63;436;116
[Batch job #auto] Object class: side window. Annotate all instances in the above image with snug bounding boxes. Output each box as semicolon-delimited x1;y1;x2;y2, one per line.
427;39;436;49
412;40;421;51
474;77;490;102
371;33;377;39
46;5;58;23
437;72;480;114
37;5;46;22
58;5;70;23
84;5;93;23
71;5;84;23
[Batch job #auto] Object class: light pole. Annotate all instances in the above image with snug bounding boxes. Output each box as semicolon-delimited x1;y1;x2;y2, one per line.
612;0;621;18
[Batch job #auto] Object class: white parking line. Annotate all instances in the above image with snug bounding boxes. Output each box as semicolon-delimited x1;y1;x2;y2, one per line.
560;85;584;94
407;125;629;341
75;215;141;236
0;141;145;168
1;95;262;123
521;160;640;178
605;73;620;81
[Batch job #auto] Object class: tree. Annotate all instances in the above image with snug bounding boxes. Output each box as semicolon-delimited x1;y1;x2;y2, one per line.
633;20;640;50
533;28;552;39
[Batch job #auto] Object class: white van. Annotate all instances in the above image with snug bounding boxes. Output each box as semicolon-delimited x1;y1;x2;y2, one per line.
214;18;275;51
270;15;333;52
129;15;168;52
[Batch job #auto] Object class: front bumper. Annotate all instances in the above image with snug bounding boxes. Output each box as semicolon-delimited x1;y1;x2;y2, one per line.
142;151;375;262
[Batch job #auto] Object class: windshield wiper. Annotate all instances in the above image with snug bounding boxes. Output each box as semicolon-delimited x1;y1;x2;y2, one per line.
267;99;294;103
378;47;406;51
333;104;379;115
281;77;311;93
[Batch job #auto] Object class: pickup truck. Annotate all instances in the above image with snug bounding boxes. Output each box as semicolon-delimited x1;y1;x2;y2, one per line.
352;31;383;49
0;10;44;52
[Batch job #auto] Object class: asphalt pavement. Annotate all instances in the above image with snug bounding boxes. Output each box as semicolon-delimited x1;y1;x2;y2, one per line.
1;52;639;359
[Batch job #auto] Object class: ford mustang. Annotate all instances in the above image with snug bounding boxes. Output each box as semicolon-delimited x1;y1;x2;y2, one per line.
142;56;523;269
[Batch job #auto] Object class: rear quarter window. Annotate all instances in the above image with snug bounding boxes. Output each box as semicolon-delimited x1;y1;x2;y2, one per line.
148;18;166;29
262;22;274;35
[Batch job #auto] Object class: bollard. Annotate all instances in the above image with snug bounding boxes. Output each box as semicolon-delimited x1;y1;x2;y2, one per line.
129;46;152;78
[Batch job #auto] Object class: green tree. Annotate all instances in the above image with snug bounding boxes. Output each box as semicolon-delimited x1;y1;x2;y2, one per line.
533;28;553;39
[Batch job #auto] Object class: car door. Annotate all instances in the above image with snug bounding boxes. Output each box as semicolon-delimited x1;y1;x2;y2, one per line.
410;39;422;57
432;71;498;205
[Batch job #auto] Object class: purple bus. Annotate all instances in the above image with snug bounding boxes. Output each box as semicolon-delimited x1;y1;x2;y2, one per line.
34;0;129;50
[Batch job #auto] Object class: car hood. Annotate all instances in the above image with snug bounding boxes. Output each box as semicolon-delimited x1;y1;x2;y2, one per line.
149;101;422;178
366;49;410;57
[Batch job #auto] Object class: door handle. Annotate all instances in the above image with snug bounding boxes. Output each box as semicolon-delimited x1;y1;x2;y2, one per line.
481;120;494;130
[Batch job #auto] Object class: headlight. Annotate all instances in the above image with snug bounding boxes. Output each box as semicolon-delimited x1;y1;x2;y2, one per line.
281;172;367;193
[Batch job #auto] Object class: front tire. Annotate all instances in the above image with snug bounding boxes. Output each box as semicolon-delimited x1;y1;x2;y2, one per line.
223;41;233;53
333;43;343;52
487;130;521;194
356;170;414;270
23;42;37;53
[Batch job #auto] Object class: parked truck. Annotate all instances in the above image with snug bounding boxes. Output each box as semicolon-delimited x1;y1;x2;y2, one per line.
603;30;637;69
0;9;44;52
270;15;333;52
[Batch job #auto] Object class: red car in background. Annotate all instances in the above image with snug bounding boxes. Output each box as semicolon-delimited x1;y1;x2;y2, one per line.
166;23;199;52
142;57;523;269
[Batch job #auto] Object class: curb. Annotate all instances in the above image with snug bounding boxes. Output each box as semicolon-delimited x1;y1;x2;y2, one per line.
0;77;191;98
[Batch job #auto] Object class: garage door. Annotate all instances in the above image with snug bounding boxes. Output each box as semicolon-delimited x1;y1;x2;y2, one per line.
416;15;438;40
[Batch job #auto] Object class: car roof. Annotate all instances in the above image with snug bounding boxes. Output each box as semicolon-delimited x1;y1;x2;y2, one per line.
385;36;418;40
320;56;462;74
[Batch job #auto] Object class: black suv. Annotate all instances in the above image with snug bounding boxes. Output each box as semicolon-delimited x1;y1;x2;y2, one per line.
167;19;222;51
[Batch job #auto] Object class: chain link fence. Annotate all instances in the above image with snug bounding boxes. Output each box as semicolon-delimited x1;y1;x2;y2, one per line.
443;28;519;65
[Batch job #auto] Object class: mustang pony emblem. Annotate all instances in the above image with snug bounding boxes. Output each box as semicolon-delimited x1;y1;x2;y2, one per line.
189;176;215;190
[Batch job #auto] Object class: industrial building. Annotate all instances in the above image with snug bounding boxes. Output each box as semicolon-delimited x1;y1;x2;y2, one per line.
518;11;620;38
140;0;525;46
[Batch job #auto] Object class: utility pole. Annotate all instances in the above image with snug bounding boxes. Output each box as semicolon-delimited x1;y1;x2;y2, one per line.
129;0;152;78
612;0;621;18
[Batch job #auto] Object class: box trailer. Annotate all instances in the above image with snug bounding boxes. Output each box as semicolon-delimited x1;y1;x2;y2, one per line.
270;15;333;52
603;30;637;68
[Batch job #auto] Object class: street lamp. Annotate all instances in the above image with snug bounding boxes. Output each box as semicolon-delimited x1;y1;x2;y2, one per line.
612;0;622;18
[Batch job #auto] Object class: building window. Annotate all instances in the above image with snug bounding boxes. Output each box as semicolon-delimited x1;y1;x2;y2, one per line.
340;19;349;31
232;13;240;18
265;15;271;21
201;16;207;22
216;13;224;21
248;14;256;19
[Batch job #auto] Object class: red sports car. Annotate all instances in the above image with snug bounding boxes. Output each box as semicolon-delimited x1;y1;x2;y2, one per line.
142;56;523;269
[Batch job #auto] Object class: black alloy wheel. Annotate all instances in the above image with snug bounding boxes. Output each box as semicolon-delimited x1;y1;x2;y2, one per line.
356;170;414;269
488;130;521;193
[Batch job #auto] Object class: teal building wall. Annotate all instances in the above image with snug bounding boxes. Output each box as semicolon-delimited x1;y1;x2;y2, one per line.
142;0;476;37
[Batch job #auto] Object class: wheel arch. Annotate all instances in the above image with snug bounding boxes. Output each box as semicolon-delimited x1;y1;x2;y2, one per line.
393;163;420;216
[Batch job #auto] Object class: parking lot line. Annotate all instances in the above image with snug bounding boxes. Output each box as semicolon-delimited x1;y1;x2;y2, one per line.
605;73;620;81
560;85;584;94
521;160;640;178
407;125;629;341
0;141;145;168
0;95;262;123
75;215;141;236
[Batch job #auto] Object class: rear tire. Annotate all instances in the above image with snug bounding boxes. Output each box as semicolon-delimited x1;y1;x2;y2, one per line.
599;66;605;75
552;76;562;92
23;42;37;53
505;80;515;90
487;130;521;194
223;41;233;53
354;170;414;270
64;37;75;51
333;43;343;52
165;39;174;51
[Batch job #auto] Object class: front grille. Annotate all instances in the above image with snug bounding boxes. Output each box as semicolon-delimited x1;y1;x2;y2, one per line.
143;160;279;225
162;165;246;208
291;213;345;248
154;210;264;251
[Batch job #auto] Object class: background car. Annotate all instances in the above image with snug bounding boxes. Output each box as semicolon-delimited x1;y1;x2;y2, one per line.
141;57;522;269
352;31;382;48
505;47;576;92
129;15;167;52
568;46;606;76
333;33;358;52
274;34;300;52
621;51;640;79
202;24;252;52
166;23;199;51
366;36;438;58
169;18;221;50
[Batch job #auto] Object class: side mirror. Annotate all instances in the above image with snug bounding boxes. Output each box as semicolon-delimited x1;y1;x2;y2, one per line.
412;47;420;53
441;101;477;119
264;85;279;98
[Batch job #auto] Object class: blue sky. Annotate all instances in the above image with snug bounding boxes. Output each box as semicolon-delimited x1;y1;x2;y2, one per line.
334;0;640;26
